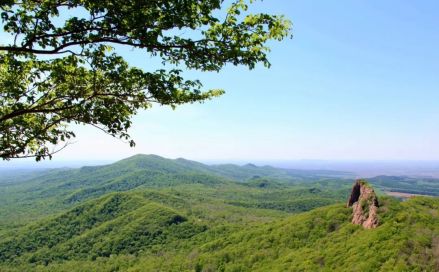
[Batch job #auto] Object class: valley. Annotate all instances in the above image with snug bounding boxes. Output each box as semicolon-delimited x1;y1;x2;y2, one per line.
0;155;438;271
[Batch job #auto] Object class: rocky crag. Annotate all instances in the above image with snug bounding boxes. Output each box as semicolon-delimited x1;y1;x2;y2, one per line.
347;179;379;229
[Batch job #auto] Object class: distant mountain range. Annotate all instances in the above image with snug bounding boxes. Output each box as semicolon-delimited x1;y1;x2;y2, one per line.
0;154;438;271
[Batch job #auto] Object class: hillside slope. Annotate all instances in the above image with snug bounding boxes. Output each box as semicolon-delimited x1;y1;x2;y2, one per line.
0;155;353;231
1;156;438;271
119;196;439;271
0;193;437;271
191;197;439;271
0;192;206;266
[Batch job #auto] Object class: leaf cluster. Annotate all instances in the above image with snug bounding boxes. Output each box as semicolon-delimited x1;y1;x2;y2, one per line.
0;0;292;160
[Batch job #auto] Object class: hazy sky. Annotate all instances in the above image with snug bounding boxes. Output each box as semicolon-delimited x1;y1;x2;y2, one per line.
3;0;439;164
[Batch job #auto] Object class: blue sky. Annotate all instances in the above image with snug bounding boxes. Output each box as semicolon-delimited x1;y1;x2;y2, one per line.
3;0;439;164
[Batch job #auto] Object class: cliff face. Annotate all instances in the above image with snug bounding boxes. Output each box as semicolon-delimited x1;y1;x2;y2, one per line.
347;180;379;229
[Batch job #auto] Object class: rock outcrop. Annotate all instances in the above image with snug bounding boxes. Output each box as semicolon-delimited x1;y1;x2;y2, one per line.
347;179;379;229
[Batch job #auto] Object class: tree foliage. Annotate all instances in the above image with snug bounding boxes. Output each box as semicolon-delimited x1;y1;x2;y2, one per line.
0;0;292;160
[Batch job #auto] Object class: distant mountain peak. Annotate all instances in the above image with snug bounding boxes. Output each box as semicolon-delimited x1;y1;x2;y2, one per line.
124;154;166;160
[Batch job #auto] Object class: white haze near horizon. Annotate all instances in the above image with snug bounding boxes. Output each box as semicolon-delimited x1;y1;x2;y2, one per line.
2;156;439;178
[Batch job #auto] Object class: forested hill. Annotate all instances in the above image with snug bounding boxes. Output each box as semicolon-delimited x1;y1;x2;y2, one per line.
0;154;438;271
0;154;353;231
0;154;353;186
0;191;437;271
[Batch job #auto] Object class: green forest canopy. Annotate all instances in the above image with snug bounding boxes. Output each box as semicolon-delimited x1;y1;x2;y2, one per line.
0;0;291;160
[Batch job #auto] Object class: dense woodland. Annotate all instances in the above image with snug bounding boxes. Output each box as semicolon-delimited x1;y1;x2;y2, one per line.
1;1;438;271
0;155;438;271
